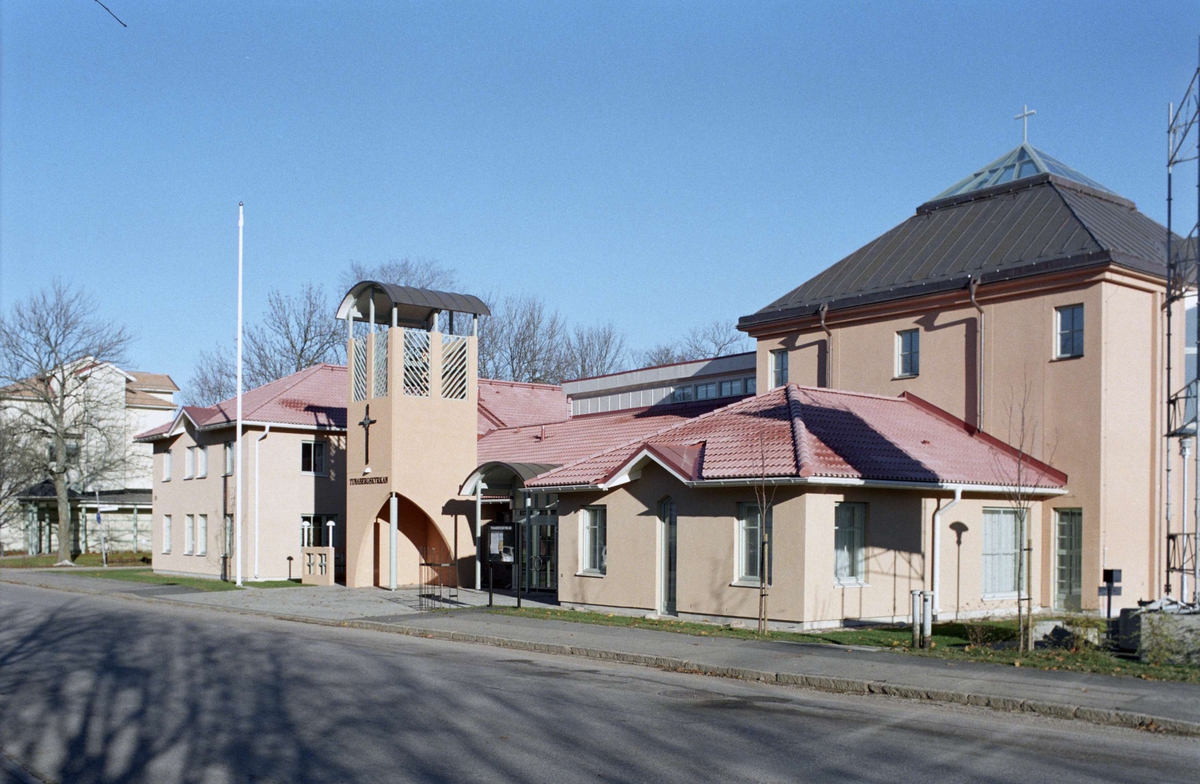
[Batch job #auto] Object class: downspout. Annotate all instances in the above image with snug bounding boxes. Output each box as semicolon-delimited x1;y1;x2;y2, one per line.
932;487;963;620
818;302;832;388
969;277;984;431
254;425;271;580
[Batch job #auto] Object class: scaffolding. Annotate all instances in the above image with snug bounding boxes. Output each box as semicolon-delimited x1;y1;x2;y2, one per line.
1165;51;1200;604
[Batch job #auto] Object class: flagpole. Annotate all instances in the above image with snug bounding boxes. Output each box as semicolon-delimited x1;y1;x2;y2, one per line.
235;202;245;587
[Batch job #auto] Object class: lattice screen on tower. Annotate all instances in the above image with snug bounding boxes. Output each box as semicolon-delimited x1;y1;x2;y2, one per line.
373;330;388;397
352;339;367;402
403;330;431;397
442;335;468;400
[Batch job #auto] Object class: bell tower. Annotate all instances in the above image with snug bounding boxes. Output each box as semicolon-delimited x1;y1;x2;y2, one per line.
336;281;489;589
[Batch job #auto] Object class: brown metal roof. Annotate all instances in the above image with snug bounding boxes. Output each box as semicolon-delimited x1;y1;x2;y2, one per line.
740;174;1174;330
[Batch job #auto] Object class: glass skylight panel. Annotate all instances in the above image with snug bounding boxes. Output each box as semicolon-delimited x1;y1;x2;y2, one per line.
933;143;1117;200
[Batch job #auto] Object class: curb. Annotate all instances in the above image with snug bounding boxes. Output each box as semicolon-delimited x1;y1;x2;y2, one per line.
6;575;1200;738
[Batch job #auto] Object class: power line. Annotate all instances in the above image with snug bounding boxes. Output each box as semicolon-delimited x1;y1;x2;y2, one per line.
91;0;127;28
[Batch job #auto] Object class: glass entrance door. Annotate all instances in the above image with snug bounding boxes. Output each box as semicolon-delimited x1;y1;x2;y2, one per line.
1056;509;1082;611
525;519;557;592
661;499;677;615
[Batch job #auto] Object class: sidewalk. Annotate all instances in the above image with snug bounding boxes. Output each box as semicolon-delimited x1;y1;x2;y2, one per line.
5;567;1199;736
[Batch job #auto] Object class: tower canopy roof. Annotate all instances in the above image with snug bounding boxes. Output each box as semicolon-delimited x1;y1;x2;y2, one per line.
934;143;1116;200
336;281;490;327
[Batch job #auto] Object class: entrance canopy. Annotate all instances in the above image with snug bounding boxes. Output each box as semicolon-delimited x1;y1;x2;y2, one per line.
461;461;561;496
336;281;491;328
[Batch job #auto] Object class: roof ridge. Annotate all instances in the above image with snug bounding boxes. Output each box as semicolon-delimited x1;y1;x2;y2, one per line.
479;378;563;390
791;383;910;403
530;389;786;483
784;385;813;477
1048;179;1104;253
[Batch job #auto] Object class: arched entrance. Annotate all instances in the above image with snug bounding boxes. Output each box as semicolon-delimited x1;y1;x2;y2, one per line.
371;493;453;589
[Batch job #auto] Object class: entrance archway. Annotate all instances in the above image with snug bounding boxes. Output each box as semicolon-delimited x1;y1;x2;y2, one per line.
372;493;453;588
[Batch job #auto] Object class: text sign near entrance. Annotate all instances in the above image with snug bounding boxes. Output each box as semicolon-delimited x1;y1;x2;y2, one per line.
350;476;389;486
488;525;514;563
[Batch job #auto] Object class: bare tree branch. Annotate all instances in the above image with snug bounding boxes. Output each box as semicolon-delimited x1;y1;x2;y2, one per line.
0;280;134;563
341;257;459;293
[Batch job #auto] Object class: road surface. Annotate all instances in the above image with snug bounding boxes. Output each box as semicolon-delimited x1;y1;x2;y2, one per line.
1;583;1196;783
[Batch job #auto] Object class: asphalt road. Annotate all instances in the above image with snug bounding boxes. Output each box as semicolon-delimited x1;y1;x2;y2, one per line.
1;584;1197;784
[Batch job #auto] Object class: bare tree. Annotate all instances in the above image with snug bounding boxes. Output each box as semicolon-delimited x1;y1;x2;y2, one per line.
341;257;459;293
639;342;690;368
184;284;345;406
562;322;629;381
479;294;570;384
0;416;40;556
994;379;1055;653
755;427;779;635
683;319;750;359
0;281;133;564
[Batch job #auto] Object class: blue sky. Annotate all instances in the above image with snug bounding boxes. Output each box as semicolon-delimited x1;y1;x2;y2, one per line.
2;2;1199;384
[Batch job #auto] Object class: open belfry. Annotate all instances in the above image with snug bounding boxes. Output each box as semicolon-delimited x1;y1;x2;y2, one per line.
336;281;490;589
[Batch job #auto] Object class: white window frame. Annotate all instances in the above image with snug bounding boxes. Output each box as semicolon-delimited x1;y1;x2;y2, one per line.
163;450;172;482
224;442;234;476
982;508;1022;599
162;514;172;554
1055;304;1084;359
834;502;867;585
896;329;919;378
195;445;208;479
196;514;208;556
771;349;788;389
580;506;607;575
736;502;772;585
185;447;195;479
184;514;195;555
301;441;328;475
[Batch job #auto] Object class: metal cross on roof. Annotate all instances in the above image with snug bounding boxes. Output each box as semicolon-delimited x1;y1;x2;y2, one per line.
1014;104;1036;143
358;406;377;465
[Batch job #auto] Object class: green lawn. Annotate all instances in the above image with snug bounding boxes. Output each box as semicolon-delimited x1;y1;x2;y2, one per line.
70;568;241;592
0;552;151;568
489;607;1200;683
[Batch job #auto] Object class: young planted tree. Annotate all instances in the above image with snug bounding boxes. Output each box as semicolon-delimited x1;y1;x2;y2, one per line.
755;427;779;635
0;281;133;564
995;380;1055;653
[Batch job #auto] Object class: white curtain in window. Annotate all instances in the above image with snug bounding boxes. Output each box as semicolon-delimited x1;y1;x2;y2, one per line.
983;509;1020;595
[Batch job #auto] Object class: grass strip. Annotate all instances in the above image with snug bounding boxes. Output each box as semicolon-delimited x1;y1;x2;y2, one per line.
0;552;151;568
489;607;1200;683
69;568;241;592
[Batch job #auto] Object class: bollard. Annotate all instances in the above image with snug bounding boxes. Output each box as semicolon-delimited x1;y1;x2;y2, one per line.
921;591;934;650
911;590;922;648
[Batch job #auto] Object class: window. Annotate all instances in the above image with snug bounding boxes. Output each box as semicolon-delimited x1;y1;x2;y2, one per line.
696;382;717;400
224;515;233;556
896;329;920;377
834;502;867;583
301;441;327;475
771;350;788;389
737;503;773;584
224;442;234;476
1056;304;1084;358
196;446;208;478
163;450;172;482
185;447;195;479
196;515;208;556
162;515;172;554
671;385;695;403
745;376;757;395
983;508;1022;597
301;514;338;547
719;378;744;398
581;506;607;575
184;515;195;555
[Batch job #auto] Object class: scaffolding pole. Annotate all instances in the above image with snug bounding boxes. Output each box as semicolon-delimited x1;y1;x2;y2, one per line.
1165;48;1200;604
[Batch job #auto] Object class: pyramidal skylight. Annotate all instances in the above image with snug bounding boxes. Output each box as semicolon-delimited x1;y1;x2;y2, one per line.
933;143;1116;200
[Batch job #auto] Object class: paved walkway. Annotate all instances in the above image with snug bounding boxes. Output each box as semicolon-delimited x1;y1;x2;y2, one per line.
4;567;1199;736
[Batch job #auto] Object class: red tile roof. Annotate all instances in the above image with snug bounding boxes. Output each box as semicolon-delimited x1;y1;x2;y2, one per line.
477;399;739;468
135;364;347;440
477;379;568;435
522;385;1066;491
